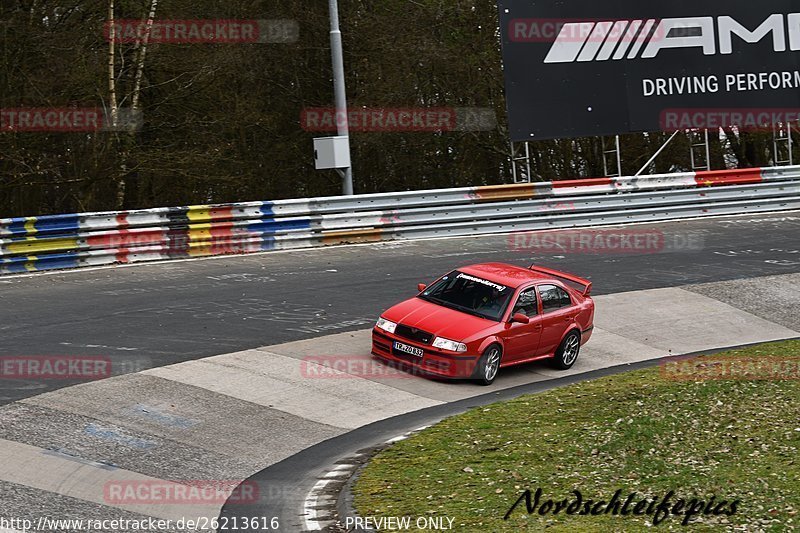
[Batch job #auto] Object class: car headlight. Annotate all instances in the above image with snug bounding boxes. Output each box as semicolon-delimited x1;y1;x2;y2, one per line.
376;318;398;334
432;337;467;353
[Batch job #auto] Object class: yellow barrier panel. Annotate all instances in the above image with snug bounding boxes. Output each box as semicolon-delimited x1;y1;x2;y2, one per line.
6;237;79;255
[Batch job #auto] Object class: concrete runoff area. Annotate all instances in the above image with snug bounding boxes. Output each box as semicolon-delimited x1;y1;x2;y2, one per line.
686;272;800;332
0;480;194;533
0;279;797;530
143;351;441;429
0;439;222;523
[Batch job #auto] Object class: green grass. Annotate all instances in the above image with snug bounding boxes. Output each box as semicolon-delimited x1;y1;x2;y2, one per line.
354;340;800;532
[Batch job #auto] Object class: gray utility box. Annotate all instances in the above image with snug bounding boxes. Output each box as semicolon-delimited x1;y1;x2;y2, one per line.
313;136;351;170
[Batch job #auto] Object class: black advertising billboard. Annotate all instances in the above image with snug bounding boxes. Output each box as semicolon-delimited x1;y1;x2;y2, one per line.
498;0;800;141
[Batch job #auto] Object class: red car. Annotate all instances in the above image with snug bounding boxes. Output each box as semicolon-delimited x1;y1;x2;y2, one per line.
372;263;595;385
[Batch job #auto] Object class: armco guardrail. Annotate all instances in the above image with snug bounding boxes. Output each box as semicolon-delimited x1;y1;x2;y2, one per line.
2;166;800;275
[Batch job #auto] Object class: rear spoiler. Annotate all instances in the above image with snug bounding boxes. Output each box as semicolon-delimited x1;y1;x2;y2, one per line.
529;265;593;297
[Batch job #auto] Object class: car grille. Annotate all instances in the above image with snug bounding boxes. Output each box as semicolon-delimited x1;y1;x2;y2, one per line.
392;350;425;363
372;338;391;354
425;359;451;372
395;325;434;345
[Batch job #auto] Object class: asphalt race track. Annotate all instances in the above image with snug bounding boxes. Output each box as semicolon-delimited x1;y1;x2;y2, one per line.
1;213;800;532
2;213;800;406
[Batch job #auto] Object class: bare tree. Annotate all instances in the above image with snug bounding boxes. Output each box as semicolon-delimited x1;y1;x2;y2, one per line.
132;0;158;111
107;0;118;127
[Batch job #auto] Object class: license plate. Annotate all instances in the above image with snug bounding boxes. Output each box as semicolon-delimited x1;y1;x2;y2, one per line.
393;341;424;358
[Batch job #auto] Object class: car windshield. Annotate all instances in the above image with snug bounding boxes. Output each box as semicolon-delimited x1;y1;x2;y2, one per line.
418;271;513;321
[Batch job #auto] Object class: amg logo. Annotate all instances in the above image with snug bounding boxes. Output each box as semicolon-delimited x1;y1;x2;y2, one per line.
544;14;800;63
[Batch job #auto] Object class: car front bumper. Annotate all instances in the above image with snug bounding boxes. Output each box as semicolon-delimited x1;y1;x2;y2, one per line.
371;329;479;379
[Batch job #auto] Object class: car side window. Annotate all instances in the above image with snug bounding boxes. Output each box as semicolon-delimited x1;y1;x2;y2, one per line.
539;285;572;313
512;288;539;318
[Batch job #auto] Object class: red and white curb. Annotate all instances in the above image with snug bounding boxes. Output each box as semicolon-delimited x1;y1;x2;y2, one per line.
302;426;431;532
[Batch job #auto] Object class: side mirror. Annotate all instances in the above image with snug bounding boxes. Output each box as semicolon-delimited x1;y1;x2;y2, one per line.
418;283;427;292
511;313;530;324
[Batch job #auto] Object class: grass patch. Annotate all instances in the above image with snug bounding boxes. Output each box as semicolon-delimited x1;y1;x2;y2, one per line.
354;340;800;531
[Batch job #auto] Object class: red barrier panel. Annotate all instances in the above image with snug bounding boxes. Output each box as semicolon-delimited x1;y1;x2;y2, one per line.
695;169;763;187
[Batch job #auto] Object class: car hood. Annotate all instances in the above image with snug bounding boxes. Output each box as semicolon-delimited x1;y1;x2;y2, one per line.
382;297;495;341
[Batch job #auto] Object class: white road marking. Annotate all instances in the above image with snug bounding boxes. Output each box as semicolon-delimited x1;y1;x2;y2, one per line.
385;425;431;445
303;478;334;531
302;464;361;530
59;342;139;352
323;470;350;479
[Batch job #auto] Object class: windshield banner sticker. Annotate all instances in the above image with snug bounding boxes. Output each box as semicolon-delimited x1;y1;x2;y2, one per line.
456;273;508;292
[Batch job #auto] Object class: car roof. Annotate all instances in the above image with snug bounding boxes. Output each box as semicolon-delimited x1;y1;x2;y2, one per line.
458;263;554;289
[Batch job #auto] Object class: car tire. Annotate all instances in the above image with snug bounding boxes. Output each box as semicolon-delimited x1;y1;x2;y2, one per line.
551;330;581;370
473;345;502;386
